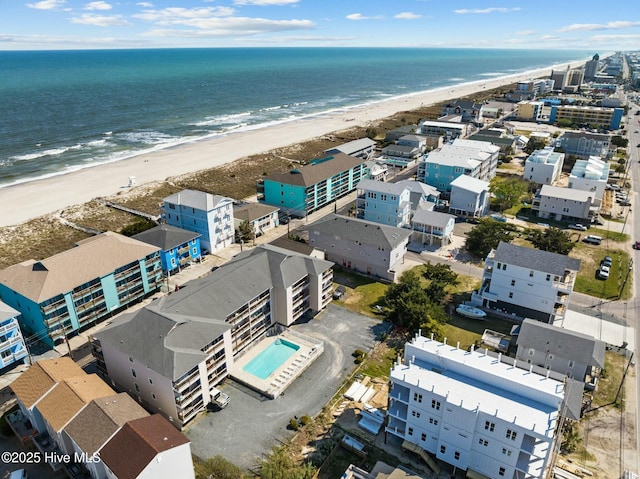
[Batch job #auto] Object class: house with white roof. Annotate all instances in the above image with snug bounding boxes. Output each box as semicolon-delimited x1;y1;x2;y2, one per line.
308;214;411;281
417;139;499;194
419;120;470;141
386;333;579;479
568;156;609;201
471;242;581;323
448;175;490;218
324;138;376;161
532;185;599;222
164;189;235;254
524;147;565;185
356;179;412;228
365;160;389;182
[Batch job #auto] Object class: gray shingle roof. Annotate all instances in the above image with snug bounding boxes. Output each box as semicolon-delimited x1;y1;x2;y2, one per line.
517;319;605;369
412;208;455;229
493;242;581;276
132;225;201;251
310;214;412;249
265;153;366;187
233;203;279;222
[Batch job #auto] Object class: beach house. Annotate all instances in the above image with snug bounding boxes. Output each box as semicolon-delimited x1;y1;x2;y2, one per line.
355;179;412;228
132;224;202;275
308;214;411;281
568;156;610;201
556;131;611;159
524;147;565;186
410;205;455;247
324;137;376;161
0;301;28;370
448;175;490;218
532;185;599;223
93;244;333;429
233;202;280;237
380;135;426;169
419;120;470;142
0;232;162;348
163;189;234;254
258;153;368;218
386;333;578;479
440;100;484;124
471;242;580;323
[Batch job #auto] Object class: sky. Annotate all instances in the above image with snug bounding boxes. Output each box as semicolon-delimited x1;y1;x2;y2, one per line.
1;0;639;51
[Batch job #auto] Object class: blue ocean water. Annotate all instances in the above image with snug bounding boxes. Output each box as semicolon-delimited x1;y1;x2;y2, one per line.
0;48;588;188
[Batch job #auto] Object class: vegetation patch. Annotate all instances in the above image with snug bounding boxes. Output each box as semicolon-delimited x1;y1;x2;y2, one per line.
572;245;631;300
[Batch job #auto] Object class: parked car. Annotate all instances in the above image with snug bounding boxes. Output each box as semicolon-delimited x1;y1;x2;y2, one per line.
597;268;610;280
619;199;631;206
602;256;613;268
608;184;621;191
568;224;588;231
278;213;289;224
333;285;346;300
583;235;602;245
633;241;640;250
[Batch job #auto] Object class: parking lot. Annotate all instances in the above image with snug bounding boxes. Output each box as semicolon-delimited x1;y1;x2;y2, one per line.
184;304;387;469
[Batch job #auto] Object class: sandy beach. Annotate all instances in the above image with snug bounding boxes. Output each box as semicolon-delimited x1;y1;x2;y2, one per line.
1;60;585;228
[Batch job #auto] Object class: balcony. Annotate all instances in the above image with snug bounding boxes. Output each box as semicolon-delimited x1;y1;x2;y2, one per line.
33;433;64;471
5;410;38;446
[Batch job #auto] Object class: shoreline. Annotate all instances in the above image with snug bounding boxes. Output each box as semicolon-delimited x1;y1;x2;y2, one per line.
1;59;586;228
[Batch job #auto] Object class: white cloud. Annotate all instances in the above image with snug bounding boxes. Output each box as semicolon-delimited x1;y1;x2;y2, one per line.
141;16;314;36
591;33;640;41
233;0;299;5
395;12;421;20
557;21;640;33
539;35;560;41
84;1;112;10
70;13;132;26
134;7;235;23
515;30;536;36
26;0;66;9
137;2;153;6
454;7;521;14
346;13;383;21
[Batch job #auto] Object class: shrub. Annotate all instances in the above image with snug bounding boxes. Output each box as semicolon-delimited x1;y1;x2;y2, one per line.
289;418;299;431
353;349;365;358
300;415;312;426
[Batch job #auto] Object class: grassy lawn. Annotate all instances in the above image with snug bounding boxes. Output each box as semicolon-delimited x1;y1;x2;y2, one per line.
332;269;389;317
591;351;628;408
572;245;631;300
587;228;630;242
442;315;516;351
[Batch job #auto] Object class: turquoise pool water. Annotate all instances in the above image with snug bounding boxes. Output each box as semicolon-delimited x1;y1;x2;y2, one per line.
243;338;300;380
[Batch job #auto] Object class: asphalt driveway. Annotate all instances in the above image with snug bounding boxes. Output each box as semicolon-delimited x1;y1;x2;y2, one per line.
185;303;387;470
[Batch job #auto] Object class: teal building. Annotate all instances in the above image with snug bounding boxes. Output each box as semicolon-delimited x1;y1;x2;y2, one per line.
0;232;162;347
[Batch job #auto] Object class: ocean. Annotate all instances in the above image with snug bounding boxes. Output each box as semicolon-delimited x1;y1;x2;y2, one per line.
0;47;588;188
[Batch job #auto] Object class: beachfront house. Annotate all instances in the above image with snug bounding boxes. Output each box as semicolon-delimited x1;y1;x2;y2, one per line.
448;175;490;218
419;120;470;143
417;139;499;195
0;232;162;348
100;415;194;479
365;160;389;182
132;224;202;275
163;189;234;254
410;205;455;247
355;179;412;228
93;244;333;429
568;156;610;201
0;301;28;370
471;242;580;323
233;202;280;238
514;319;605;384
308;214;411;282
532;185;599;223
258;153;368;218
324;137;376;161
386;333;579;479
385;125;419;142
524;147;565;186
556;131;611;159
440;100;484;124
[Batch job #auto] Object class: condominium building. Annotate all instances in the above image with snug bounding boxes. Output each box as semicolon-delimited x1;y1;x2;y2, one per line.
0;232;162;347
386;333;573;479
532;185;599;222
549;105;624;130
258;153;368;217
93;244;333;429
524;147;565;185
324;137;376;161
515;101;545;122
471;242;580;323
568;156;610;201
163;189;234;254
0;301;28;370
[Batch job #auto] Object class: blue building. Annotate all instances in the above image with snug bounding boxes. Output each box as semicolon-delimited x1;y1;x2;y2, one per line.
133;224;202;275
0;301;28;370
258;153;368;217
0;232;162;347
163;189;234;254
355;179;412;227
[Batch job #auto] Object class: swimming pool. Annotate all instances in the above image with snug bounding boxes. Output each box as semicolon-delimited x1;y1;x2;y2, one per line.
243;338;300;380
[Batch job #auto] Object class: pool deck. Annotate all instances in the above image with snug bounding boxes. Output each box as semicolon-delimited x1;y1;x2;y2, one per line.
230;330;323;399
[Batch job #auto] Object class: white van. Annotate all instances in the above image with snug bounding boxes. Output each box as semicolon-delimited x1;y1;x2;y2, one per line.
583;235;602;245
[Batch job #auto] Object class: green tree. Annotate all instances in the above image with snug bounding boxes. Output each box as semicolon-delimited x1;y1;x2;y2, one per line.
489;177;528;212
236;220;255;244
465;219;514;259
524;137;547;154
120;219;157;237
260;448;315;479
530;227;575;255
611;135;628;148
194;455;247;479
422;263;459;304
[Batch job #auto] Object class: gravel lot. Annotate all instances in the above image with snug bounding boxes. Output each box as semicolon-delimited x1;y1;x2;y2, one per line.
185;303;387;470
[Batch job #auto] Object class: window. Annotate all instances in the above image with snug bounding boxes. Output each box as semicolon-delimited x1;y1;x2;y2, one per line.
454;451;460;460
149;378;153;384
152;393;156;400
485;421;495;432
502;448;512;457
529;270;534;277
479;438;488;446
499;467;505;476
134;383;140;392
411;410;421;418
569;360;575;368
1;350;11;359
440;445;446;454
509;292;514;299
502;264;506;270
429;417;439;425
506;429;517;441
431;400;440;410
546;274;551;281
131;368;136;378
510;279;515;286
129;357;134;362
413;392;423;403
408;427;413;436
421;433;427;441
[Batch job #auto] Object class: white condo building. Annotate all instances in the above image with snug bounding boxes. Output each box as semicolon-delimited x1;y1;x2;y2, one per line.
568;156;610;201
471;242;580;323
524;147;564;186
386;334;571;479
